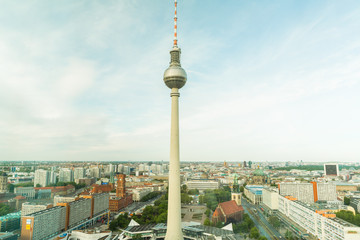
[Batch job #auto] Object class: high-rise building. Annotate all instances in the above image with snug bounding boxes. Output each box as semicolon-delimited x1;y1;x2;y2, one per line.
116;174;126;198
34;169;50;187
0;172;8;193
74;168;85;180
163;1;187;239
21;206;66;240
90;167;101;178
59;168;74;183
49;171;56;184
324;164;339;176
279;182;337;203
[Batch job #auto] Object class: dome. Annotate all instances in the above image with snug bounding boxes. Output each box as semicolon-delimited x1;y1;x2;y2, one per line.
163;65;187;89
253;169;265;176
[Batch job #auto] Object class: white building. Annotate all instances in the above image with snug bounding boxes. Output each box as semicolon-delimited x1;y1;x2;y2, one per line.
74;168;85;180
59;168;74;183
34;169;50;187
262;187;279;210
132;188;152;201
21;202;53;216
90;167;101;178
50;171;57;184
279;195;360;240
279;182;336;203
54;196;77;206
185;180;220;190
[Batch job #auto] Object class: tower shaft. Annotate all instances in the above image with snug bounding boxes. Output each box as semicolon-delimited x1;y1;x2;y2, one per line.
165;88;183;240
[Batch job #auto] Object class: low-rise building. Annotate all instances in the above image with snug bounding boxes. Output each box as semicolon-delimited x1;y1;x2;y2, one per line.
14;187;35;199
244;185;263;204
0;212;21;232
212;200;244;224
185;179;220;190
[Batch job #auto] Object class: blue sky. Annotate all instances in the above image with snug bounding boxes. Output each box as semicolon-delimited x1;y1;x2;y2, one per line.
0;0;359;162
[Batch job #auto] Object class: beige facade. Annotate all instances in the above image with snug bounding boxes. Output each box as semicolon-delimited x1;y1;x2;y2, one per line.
0;173;8;193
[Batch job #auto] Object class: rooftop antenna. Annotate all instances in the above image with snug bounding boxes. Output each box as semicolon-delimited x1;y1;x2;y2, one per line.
173;0;178;48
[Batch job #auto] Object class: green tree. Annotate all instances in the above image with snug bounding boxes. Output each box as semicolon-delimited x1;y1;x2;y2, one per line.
240;186;244;192
36;184;41;187
181;184;188;193
249;227;260;239
269;215;281;229
344;197;351;205
7;184;15;193
181;193;192;204
205;208;211;216
204;218;211;226
0;203;14;216
258;236;267;240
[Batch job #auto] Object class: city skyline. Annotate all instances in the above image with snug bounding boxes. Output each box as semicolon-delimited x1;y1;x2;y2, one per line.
1;1;360;162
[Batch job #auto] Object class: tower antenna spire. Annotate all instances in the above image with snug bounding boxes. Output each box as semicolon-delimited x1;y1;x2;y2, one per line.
173;0;178;47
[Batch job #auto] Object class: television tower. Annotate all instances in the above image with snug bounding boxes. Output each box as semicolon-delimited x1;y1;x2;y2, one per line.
163;0;187;239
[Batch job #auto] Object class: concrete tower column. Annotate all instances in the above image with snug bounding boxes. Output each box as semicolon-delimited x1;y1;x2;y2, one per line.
165;88;183;240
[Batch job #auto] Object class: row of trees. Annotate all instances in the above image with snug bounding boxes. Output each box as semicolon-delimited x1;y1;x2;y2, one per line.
0;203;14;217
336;210;360;226
199;188;231;211
140;191;162;202
7;181;86;193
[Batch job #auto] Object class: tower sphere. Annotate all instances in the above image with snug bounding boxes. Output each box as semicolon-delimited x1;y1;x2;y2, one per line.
163;66;187;89
163;48;187;89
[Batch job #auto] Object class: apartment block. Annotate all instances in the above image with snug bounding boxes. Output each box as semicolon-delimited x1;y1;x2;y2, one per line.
262;187;279;210
34;169;49;187
279;195;360;240
185;179;220;190
21;202;53;216
279;182;336;204
21;206;66;240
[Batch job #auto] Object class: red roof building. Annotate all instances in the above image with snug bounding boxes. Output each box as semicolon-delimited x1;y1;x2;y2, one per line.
212;200;244;224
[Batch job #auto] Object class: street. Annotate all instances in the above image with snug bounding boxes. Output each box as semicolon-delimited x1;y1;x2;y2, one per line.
242;197;283;240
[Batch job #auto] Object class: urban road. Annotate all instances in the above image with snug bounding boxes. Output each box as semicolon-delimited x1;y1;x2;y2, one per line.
114;194;163;219
242;197;283;240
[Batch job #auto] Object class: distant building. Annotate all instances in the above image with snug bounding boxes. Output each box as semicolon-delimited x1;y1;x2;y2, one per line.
279;182;337;204
59;168;74;183
109;174;133;212
212;200;244;225
21;202;53;217
0;211;21;232
14;187;35;199
244;185;263;204
350;197;360;213
74;168;85;181
54;196;77;206
185;179;220;190
34;169;49;187
75;177;96;186
0;172;8;193
90;167;101;178
324;164;339;176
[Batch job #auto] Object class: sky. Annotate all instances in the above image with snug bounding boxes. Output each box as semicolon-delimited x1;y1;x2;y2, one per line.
0;0;359;162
